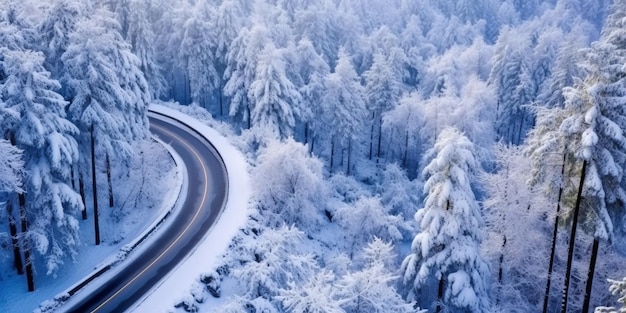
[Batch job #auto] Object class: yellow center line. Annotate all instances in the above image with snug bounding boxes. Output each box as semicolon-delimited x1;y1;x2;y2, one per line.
91;122;210;313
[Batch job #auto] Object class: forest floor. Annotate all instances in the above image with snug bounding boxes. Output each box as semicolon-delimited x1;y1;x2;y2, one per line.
0;137;178;313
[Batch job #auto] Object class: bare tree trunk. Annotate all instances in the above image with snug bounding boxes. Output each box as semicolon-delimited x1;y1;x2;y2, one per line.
19;193;34;291
330;139;335;173
91;125;101;245
582;237;600;313
369;112;375;160
7;200;23;275
437;277;444;313
347;140;352;176
561;160;587;313
70;165;76;190
377;115;383;161
543;154;567;313
106;153;114;208
403;130;409;168
79;171;87;220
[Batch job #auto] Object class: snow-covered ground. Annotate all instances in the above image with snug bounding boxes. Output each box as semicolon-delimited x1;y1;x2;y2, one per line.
0;137;180;313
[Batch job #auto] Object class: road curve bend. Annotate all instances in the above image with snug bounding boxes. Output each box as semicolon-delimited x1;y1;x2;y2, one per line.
63;113;228;313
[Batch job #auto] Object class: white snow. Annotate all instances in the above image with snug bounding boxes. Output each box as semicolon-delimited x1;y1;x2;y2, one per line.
0;136;181;313
127;104;250;312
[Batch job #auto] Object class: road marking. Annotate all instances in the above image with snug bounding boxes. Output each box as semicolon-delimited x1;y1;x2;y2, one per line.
91;122;210;313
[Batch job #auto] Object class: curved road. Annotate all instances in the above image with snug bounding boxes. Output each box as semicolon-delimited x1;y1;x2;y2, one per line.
63;113;228;313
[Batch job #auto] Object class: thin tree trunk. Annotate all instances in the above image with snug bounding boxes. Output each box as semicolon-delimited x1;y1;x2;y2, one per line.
377;115;383;161
561;160;587;313
347;140;352;176
582;237;600;313
330;139;335;173
437;277;444;313
19;193;34;291
403;130;409;168
70;165;76;190
106;153;114;208
79;172;87;220
369;112;375;160
7;200;23;275
91;125;101;245
543;154;567;313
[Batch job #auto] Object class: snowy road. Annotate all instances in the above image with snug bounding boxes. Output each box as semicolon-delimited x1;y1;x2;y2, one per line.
62;114;228;313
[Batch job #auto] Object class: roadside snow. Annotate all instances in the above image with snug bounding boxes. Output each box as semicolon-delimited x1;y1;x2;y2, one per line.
128;104;250;312
0;137;181;313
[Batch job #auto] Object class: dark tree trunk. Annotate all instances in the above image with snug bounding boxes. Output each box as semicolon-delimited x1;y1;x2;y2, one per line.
330;139;335;173
79;172;87;220
91;125;101;245
7;200;23;275
369;112;375;160
347;140;352;176
18;194;34;291
403;130;409;168
437;277;444;313
543;154;567;313
70;165;76;189
106;153;114;208
582;237;600;313
377;115;383;161
561;160;587;313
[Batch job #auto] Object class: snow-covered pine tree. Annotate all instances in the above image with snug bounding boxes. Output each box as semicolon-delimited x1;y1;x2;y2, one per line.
558;2;626;310
0;139;23;193
1;48;83;283
180;1;220;109
402;127;490;313
36;0;83;80
62;8;149;244
225;24;270;129
293;38;330;148
596;277;626;313
364;52;403;161
248;43;301;138
125;0;167;99
322;49;366;174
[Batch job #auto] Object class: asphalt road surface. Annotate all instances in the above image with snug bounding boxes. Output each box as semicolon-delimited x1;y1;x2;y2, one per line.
63;113;228;313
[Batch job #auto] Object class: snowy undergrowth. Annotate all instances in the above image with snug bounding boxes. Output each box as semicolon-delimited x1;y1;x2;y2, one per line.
0;138;177;313
161;102;422;313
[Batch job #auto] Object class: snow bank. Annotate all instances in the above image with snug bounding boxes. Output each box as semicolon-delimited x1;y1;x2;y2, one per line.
128;104;250;312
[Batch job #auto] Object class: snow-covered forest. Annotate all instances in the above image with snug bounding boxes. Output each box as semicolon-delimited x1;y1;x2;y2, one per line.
2;0;626;312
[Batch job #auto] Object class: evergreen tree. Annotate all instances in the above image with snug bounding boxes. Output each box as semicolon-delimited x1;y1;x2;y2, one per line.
1;48;82;280
249;43;301;138
402;127;490;313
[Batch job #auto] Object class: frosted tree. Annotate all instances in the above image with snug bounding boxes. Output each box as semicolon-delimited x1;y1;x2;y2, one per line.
337;238;416;313
364;52;403;160
252;138;328;231
231;225;319;298
0;140;23;193
335;196;403;254
276;271;344;313
293;0;342;67
1;48;83;286
293;38;330;148
249;43;301;138
179;2;220;109
488;25;536;145
225;24;270;129
36;0;83;79
596;277;626;313
402;127;490;313
62;9;149;244
557;3;626;310
322;49;366;174
482;144;553;311
126;0;167;99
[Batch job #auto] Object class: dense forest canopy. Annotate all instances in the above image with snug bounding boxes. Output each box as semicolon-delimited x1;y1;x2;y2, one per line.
2;0;626;312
